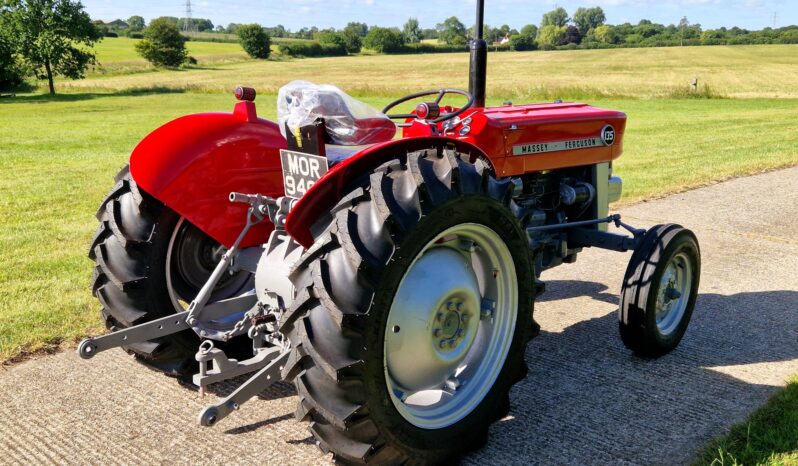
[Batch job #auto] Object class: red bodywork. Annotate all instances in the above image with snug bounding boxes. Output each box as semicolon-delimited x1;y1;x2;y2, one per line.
286;102;626;247
129;99;626;249
130;102;286;247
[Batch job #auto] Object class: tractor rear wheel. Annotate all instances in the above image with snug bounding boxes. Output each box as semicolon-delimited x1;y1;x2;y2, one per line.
280;148;538;464
89;165;252;376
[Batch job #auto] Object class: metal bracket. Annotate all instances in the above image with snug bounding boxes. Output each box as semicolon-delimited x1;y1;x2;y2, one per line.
77;311;190;359
526;213;647;253
193;341;282;393
185;192;276;340
567;228;639;252
198;350;290;427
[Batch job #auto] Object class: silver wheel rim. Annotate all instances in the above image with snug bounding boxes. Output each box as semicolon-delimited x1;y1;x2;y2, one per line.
655;251;692;336
166;218;252;330
384;223;517;429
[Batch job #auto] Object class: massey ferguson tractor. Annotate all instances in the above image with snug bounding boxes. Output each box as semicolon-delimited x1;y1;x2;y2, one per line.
79;2;701;463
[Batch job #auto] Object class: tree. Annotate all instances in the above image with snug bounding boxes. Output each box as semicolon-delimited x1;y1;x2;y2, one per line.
509;34;536;51
520;24;538;38
265;24;287;38
318;31;346;48
0;31;26;91
420;28;438;40
541;7;569;28
679;16;689;46
226;23;241;34
153;16;179;27
437;16;467;46
1;0;100;95
363;27;404;53
565;25;581;44
135;18;188;67
237;24;271;59
177;17;212;32
403;17;421;43
780;29;798;44
573;7;605;35
127;15;145;32
341;28;362;53
344;21;368;37
537;25;567;47
593;25;618;44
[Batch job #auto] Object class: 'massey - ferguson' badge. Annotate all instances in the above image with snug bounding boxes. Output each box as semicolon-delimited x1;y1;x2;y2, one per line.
513;124;616;156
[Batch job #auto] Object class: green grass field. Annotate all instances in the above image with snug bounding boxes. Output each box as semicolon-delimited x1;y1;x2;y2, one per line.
90;37;250;74
70;42;798;99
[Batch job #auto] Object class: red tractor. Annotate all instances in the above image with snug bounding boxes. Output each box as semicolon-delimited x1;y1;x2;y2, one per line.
80;2;701;463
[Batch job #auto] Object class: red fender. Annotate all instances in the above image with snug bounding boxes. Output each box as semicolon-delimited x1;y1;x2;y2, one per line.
130;102;287;248
284;137;491;248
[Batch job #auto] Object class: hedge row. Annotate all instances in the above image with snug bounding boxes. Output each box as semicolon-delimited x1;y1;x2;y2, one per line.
278;41;348;57
277;40;515;57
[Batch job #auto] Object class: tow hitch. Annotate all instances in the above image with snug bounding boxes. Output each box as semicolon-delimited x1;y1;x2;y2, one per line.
78;192;293;425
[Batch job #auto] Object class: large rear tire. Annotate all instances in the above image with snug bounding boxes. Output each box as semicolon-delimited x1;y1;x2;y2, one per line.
89;165;251;376
280;148;538;464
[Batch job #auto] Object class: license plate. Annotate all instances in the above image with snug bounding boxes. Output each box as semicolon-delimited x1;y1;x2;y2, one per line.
280;149;329;198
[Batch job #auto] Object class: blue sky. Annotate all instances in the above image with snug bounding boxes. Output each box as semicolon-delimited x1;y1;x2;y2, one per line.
83;0;796;31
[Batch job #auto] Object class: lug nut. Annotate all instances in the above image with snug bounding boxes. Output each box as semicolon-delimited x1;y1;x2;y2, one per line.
447;302;456;311
433;329;441;337
439;340;447;349
445;377;460;391
436;312;444;322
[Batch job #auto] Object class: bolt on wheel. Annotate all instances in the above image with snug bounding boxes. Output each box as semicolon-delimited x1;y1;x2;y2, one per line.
654;252;692;336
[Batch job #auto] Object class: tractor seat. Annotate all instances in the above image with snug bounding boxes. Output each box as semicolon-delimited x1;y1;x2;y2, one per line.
278;81;396;147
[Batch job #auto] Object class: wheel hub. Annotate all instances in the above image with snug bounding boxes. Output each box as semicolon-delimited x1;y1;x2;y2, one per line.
385;248;481;392
433;300;473;351
655;252;692;335
384;223;518;429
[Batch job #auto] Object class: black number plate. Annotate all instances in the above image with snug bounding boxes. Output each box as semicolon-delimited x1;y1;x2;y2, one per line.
280;149;329;198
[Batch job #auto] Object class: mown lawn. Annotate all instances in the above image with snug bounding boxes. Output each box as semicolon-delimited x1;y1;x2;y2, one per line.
89;37;250;74
61;43;798;99
694;377;798;466
1;92;797;362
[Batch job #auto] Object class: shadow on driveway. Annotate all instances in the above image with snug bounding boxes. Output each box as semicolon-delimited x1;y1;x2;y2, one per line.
172;279;797;464
466;280;798;465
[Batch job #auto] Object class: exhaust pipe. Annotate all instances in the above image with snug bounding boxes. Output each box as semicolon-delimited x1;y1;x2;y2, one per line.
469;0;487;108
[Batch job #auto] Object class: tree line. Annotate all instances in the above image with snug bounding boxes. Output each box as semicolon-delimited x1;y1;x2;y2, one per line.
2;1;797;94
90;6;798;54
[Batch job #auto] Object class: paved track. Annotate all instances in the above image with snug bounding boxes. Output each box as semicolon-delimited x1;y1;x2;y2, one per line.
1;168;797;465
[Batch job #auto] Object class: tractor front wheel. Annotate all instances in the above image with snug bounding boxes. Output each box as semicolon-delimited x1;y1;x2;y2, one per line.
280;148;538;464
618;224;701;357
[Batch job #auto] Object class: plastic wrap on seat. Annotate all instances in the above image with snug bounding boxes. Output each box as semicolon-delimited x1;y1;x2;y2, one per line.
277;80;396;146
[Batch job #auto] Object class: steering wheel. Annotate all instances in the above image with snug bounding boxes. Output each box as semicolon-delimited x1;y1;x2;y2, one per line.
382;89;474;127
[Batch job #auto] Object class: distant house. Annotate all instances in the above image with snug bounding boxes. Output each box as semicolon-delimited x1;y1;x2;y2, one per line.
499;34;510;45
106;19;129;29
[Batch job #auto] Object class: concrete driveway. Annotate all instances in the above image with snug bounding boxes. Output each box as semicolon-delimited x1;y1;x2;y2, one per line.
1;167;796;465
